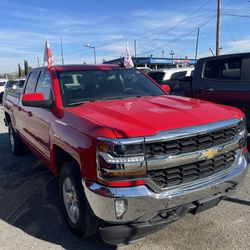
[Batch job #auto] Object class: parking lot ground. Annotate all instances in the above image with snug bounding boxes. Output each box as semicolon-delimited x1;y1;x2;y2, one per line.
0;106;249;250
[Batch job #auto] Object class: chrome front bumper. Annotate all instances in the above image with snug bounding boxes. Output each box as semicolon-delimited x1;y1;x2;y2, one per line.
83;152;249;224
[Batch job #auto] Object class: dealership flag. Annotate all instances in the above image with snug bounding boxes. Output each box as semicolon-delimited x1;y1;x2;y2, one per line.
44;40;53;68
124;43;134;68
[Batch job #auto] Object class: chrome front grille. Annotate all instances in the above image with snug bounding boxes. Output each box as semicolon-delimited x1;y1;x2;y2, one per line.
145;118;246;190
148;151;236;188
145;125;239;157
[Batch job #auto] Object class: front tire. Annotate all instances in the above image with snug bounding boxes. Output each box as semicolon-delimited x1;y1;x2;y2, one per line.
8;123;25;155
59;161;99;237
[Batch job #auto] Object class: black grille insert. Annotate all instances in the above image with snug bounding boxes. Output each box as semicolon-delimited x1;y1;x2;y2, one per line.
148;151;236;188
145;125;239;157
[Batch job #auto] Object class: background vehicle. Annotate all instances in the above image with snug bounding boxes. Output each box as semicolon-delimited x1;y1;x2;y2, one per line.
0;79;7;102
15;79;26;94
3;64;249;245
136;66;152;74
2;79;25;103
4;79;18;91
148;67;194;84
166;53;250;126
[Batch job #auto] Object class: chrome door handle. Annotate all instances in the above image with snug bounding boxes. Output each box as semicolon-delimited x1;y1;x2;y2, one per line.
200;88;214;93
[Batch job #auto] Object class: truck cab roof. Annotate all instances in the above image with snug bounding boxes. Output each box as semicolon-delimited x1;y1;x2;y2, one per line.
31;64;120;72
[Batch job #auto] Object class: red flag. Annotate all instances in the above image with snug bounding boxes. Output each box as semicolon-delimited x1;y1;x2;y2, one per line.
44;40;53;68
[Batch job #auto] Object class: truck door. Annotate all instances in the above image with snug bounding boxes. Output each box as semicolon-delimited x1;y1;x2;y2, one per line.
192;56;247;113
15;71;40;139
25;70;53;161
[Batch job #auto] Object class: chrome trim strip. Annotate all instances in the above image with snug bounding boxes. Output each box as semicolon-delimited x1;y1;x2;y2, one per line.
97;136;144;145
97;118;242;145
146;134;243;170
145;118;241;143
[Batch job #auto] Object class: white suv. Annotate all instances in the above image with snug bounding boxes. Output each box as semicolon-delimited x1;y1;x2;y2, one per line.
148;67;194;84
0;79;7;102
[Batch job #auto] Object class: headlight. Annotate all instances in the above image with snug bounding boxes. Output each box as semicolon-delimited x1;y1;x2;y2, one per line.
238;116;247;136
96;138;147;180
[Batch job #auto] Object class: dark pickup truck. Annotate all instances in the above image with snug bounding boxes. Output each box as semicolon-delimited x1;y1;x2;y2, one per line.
165;53;250;125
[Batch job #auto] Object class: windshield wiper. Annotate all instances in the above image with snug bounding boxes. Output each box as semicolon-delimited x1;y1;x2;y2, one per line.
68;100;95;106
98;95;142;101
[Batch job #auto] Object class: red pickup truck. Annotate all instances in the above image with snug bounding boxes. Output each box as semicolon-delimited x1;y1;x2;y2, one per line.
3;64;249;245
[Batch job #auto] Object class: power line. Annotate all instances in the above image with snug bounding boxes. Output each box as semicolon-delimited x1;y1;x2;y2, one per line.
140;10;215;54
93;0;214;50
138;0;214;50
67;1;216;61
140;14;216;56
222;8;250;14
222;13;250;18
221;18;240;52
92;7;216;52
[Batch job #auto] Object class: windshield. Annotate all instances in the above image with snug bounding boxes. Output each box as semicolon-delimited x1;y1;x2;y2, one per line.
0;81;6;86
57;68;165;107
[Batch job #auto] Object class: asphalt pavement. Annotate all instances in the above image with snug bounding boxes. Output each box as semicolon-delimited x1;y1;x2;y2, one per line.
0;106;249;250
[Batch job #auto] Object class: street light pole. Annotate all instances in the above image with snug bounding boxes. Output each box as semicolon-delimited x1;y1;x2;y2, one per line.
170;50;175;63
83;44;96;64
60;37;65;65
93;47;96;64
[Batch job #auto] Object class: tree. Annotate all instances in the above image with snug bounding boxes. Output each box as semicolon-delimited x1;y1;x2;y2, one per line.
24;60;29;76
18;63;22;78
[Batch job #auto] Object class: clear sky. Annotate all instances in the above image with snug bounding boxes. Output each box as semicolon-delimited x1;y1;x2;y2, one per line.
0;0;250;73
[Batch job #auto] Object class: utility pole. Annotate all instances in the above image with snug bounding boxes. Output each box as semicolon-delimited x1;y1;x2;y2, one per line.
216;0;221;56
60;37;65;65
195;28;200;62
37;57;40;67
134;40;137;67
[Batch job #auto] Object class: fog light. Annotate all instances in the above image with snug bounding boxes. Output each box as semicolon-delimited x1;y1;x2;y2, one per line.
115;199;127;219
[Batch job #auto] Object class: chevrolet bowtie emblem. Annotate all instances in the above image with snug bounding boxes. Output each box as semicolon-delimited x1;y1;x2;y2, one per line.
199;148;219;160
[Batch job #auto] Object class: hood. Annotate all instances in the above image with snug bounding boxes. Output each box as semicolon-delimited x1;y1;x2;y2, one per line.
66;95;243;138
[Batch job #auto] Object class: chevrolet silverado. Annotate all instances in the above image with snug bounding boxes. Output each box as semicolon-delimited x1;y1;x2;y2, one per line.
3;64;249;245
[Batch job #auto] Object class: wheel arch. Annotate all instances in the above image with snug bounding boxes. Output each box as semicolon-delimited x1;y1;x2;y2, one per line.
51;144;82;176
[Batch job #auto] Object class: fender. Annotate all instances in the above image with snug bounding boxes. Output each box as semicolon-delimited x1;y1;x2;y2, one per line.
50;119;97;180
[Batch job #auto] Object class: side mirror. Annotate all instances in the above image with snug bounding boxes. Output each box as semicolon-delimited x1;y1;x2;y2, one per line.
161;84;170;92
22;93;53;108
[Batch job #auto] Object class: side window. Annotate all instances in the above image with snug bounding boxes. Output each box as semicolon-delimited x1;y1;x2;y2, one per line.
25;71;40;93
17;80;25;88
36;71;52;99
203;58;242;81
170;71;187;80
